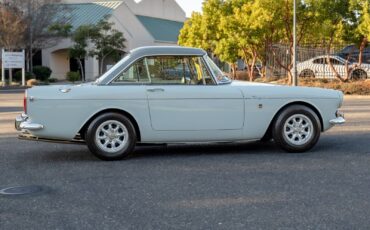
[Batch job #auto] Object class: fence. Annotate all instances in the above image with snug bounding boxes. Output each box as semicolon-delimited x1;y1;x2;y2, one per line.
264;43;368;79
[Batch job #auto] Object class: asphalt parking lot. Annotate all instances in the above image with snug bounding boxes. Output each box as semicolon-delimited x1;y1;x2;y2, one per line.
0;90;370;229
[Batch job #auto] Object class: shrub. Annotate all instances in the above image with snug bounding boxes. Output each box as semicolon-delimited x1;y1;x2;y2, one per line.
48;78;58;83
14;71;34;82
33;66;52;82
66;71;80;82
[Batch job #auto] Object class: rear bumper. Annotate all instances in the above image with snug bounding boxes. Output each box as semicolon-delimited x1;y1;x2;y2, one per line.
15;113;44;131
329;111;346;125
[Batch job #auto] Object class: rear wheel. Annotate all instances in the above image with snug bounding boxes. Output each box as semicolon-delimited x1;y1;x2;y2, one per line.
299;69;315;78
85;113;136;160
272;105;321;153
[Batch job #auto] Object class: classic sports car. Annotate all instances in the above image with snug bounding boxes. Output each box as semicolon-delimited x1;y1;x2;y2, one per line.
15;46;345;160
297;55;370;80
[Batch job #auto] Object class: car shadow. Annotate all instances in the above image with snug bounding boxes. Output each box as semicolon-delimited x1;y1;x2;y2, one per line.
36;140;282;162
131;141;283;159
23;131;370;162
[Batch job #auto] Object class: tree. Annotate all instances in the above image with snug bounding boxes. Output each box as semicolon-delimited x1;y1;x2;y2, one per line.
264;0;319;84
69;19;127;80
1;0;70;72
179;0;370;83
303;0;370;82
179;1;240;77
356;0;370;65
0;3;25;49
88;19;126;75
69;25;92;82
179;0;315;82
214;37;239;79
218;0;273;81
178;12;205;49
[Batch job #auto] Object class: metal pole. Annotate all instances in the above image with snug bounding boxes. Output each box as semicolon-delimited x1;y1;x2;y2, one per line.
9;69;12;84
292;0;298;86
22;50;26;86
1;49;5;87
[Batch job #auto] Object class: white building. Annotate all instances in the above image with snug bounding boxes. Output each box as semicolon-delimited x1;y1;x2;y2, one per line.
43;0;186;81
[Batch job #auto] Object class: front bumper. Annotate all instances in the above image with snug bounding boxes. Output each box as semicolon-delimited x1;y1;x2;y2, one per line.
15;113;44;131
329;111;346;125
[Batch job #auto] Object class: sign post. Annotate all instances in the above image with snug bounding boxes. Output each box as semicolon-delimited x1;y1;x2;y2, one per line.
1;49;26;86
1;49;5;87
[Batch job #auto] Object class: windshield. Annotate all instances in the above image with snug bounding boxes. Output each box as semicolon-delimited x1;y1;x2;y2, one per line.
95;53;132;84
205;55;231;84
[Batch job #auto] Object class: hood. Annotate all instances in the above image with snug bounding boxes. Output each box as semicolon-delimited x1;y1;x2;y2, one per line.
231;80;341;100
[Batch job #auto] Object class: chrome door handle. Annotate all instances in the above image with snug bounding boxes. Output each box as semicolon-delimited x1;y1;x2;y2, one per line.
147;88;164;92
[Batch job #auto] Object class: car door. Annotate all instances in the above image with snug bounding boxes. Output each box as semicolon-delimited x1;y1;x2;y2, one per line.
327;57;345;78
312;58;326;78
144;56;245;131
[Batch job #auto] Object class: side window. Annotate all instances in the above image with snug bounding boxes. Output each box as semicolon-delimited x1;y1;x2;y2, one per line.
112;56;215;85
113;58;149;83
330;58;342;65
147;56;186;84
313;58;325;64
147;56;214;85
187;57;215;85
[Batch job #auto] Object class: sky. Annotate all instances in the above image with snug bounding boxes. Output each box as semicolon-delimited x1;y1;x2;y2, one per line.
175;0;204;17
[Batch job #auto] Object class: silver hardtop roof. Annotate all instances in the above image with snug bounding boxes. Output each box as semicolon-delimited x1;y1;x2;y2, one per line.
129;46;207;57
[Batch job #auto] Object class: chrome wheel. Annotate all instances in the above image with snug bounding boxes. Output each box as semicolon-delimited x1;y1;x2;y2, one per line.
283;114;313;146
351;69;367;80
95;120;128;154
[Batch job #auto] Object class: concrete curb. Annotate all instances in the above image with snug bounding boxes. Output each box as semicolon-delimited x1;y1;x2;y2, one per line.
344;95;370;99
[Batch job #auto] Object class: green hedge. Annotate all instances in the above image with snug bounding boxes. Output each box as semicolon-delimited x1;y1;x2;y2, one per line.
66;71;80;82
14;71;34;82
33;66;52;82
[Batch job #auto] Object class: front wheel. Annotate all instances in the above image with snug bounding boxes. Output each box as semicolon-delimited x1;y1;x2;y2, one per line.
351;69;367;80
272;105;321;153
85;113;136;160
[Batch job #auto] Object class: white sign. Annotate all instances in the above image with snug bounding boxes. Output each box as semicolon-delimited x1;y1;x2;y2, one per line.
2;51;25;68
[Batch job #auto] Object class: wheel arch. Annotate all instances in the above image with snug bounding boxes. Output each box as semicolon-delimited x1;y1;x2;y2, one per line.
77;109;141;142
299;68;315;78
350;68;368;80
261;101;324;140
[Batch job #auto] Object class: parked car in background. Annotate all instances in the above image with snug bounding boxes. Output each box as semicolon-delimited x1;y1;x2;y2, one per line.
16;46;345;161
337;45;370;64
297;55;370;80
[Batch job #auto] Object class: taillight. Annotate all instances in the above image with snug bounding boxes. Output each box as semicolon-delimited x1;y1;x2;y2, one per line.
24;91;27;114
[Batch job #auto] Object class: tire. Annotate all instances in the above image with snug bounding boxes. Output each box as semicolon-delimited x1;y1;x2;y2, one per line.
85;113;136;161
272;105;321;153
351;69;367;80
299;69;315;78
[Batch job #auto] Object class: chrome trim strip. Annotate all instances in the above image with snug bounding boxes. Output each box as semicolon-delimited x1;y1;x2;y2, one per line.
330;117;346;125
18;134;85;145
